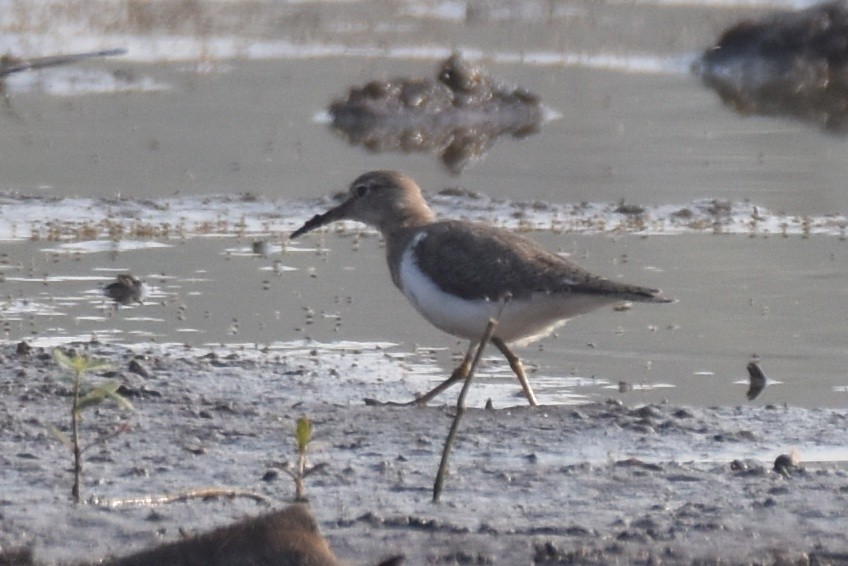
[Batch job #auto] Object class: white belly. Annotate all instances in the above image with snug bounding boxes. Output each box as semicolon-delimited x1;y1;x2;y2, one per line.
398;240;616;345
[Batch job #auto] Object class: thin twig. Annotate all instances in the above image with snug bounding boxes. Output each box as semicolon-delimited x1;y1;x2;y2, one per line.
71;370;82;504
0;48;127;77
433;295;510;503
92;487;271;508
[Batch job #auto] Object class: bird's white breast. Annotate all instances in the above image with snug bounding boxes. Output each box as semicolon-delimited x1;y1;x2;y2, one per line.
398;232;614;344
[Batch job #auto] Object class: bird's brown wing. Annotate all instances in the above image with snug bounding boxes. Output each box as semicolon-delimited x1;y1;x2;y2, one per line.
411;221;665;302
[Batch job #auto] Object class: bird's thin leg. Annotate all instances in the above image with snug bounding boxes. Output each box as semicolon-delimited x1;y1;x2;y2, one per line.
491;337;539;407
409;343;476;406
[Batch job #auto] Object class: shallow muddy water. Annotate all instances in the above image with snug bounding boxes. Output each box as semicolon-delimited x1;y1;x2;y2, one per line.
2;230;847;408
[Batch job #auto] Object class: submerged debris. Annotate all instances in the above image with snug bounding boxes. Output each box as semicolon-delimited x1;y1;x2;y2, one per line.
0;48;126;78
103;274;145;306
694;1;848;132
252;239;272;257
328;53;554;174
746;360;767;401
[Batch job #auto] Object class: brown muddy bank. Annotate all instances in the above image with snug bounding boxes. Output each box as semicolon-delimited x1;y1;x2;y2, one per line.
1;341;846;565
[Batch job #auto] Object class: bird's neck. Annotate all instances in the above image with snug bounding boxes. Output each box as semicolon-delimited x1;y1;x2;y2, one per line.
381;202;436;235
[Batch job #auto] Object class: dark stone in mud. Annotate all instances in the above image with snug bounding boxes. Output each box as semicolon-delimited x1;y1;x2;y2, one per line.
116;382;162;398
327;53;552;174
694;1;848;132
712;430;757;442
730;458;767;476
533;541;620;565
615;458;663;472
127;359;151;378
262;469;280;482
773;452;801;477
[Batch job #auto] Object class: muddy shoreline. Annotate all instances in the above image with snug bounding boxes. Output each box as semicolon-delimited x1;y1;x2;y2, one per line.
1;341;846;565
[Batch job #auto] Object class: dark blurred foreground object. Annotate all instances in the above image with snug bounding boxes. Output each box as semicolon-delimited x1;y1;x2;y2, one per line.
104;274;144;306
104;504;403;566
0;48;126;77
745;360;767;401
328;53;553;174
0;546;34;565
694;1;848;132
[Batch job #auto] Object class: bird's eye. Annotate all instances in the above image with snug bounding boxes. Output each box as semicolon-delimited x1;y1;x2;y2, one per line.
354;184;369;197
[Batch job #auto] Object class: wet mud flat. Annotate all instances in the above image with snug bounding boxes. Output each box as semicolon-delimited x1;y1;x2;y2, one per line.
1;341;847;565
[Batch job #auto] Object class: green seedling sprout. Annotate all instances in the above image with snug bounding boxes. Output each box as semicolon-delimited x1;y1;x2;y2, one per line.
51;348;132;503
295;416;312;454
283;416;326;502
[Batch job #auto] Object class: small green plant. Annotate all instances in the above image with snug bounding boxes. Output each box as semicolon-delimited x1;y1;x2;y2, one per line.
51;348;132;503
283;417;325;502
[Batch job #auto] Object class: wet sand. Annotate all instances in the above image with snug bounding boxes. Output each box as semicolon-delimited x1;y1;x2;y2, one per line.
1;341;847;564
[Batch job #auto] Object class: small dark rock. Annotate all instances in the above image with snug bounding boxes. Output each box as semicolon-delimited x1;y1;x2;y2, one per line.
774;453;799;477
103;274;144;306
252;240;271;256
730;459;766;475
631;405;662;419
615;458;663;472
128;359;151;378
665;474;703;482
145;510;166;522
746;360;767;401
376;556;405;566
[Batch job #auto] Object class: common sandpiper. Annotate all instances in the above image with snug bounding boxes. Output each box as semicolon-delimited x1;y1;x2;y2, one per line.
290;170;672;406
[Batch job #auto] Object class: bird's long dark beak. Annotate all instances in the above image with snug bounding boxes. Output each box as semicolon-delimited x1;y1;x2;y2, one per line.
290;199;351;239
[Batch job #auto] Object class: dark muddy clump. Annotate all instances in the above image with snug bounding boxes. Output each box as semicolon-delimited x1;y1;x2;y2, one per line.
103;274;145;306
694;1;848;132
103;505;338;566
328;53;552;174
